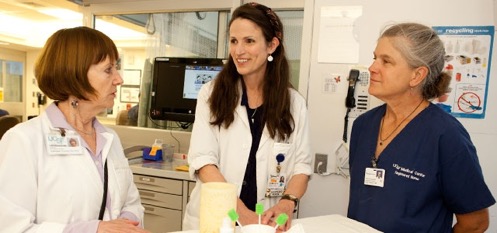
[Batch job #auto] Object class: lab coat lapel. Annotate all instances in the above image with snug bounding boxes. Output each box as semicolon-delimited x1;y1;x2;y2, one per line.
79;132;114;201
100;132;114;163
42;111;103;195
235;104;251;129
258;126;270;149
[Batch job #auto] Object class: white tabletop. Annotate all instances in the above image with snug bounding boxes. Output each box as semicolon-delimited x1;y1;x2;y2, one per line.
171;214;382;233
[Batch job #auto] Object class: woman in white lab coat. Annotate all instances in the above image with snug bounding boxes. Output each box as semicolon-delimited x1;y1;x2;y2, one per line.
0;27;147;233
183;3;312;232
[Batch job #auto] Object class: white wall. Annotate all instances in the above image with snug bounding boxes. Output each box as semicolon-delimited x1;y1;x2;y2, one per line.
299;0;497;232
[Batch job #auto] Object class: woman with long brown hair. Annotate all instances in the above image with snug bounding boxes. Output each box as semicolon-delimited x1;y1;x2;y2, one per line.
183;3;312;232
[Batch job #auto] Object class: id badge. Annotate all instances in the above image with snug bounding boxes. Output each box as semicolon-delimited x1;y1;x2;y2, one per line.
46;133;83;155
265;173;286;197
364;167;385;187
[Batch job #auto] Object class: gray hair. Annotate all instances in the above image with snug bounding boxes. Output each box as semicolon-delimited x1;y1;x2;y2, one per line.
380;22;450;99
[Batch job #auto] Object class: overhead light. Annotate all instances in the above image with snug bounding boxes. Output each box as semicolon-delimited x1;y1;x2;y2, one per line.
37;8;82;21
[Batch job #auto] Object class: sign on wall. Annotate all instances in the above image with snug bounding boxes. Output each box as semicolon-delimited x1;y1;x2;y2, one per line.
432;26;494;119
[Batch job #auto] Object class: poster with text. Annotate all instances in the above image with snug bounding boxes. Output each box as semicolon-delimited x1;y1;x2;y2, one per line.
432;26;494;119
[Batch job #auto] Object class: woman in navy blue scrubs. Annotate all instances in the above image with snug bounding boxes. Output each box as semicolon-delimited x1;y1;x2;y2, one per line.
347;22;495;233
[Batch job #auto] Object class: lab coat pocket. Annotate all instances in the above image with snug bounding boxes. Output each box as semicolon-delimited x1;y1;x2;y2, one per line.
273;142;292;156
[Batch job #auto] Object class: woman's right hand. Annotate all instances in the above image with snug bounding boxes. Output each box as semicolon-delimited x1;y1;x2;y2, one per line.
236;200;259;226
97;219;150;233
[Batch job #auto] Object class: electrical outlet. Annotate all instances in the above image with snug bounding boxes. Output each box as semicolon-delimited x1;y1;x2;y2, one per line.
314;153;328;174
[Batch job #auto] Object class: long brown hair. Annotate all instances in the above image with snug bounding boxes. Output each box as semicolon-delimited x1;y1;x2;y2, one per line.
209;2;294;140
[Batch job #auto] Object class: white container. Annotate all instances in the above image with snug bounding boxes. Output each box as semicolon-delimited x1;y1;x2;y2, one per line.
219;217;234;233
241;224;275;233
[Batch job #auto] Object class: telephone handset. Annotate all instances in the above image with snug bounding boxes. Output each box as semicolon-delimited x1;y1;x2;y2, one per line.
343;68;370;142
345;69;360;109
349;69;371;118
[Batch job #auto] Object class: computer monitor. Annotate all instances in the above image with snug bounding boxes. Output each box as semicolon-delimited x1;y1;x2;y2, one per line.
150;57;225;123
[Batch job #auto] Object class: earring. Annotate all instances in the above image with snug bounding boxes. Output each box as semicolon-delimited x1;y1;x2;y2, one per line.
71;99;79;108
267;54;274;62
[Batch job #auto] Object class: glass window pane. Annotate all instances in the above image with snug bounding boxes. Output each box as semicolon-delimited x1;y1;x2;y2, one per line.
95;11;224;129
1;60;23;103
95;11;222;60
276;11;304;88
94;9;304;129
0;59;3;88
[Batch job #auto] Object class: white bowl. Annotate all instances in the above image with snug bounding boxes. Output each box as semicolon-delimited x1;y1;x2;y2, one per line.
241;224;275;233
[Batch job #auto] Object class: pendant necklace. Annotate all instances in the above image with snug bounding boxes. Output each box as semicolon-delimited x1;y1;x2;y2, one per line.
250;93;260;124
76;127;95;136
251;108;258;123
378;100;424;146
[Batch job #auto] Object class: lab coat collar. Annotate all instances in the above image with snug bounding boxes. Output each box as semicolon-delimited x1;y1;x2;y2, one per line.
44;102;109;156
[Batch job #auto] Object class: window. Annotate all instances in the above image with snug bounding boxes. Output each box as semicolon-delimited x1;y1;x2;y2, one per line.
0;59;23;103
94;7;304;130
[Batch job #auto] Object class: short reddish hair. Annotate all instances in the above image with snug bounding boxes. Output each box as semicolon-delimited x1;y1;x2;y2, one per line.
35;26;119;101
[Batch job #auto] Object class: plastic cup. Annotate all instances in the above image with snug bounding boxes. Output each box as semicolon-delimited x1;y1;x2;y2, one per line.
241;224;275;233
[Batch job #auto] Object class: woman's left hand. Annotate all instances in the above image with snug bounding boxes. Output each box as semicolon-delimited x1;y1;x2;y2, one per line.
261;199;295;232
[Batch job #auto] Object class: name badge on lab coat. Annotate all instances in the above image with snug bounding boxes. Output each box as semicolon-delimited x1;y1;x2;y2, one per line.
46;133;83;155
364;167;385;187
266;142;291;197
266;173;286;197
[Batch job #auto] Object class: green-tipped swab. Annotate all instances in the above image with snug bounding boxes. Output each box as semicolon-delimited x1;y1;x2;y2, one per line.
255;203;264;225
227;208;242;227
273;213;289;230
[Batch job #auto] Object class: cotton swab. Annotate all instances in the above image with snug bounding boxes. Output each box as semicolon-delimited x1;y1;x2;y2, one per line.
227;208;242;227
255;203;264;225
273;213;289;230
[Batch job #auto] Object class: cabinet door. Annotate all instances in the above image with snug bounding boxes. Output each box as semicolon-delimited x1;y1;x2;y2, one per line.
143;204;182;233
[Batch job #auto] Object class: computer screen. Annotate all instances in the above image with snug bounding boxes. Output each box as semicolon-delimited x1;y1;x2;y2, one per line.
150;57;225;123
183;64;223;99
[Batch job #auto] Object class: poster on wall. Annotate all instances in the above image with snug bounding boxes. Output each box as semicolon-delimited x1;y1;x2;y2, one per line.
120;85;140;103
432;26;494;119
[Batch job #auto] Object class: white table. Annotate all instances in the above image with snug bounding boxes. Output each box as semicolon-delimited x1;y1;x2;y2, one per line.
171;214;382;233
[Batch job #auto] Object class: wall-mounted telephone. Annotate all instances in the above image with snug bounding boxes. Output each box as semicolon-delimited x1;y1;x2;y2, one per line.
345;69;360;109
348;69;370;118
337;68;371;177
343;68;371;143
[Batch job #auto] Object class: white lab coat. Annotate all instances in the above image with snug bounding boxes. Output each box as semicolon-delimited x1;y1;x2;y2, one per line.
183;81;313;230
0;108;143;233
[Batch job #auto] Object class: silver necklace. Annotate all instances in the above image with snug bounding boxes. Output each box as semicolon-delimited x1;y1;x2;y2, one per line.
75;127;95;136
378;100;424;146
249;93;261;123
251;107;258;123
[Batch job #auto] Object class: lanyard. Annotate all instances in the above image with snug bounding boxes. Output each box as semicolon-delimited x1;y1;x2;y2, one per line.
98;160;108;220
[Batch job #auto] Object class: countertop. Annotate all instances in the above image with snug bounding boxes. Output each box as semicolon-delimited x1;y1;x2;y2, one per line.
128;157;193;181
